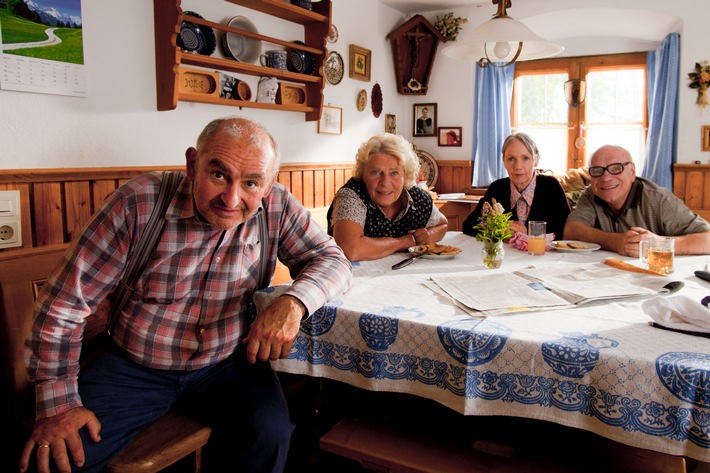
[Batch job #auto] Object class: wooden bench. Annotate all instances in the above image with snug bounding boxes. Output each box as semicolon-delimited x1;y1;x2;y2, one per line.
0;245;211;473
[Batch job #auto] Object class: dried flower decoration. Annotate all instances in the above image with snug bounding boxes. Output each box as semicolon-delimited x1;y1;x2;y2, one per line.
434;12;468;42
689;60;710;110
475;198;513;243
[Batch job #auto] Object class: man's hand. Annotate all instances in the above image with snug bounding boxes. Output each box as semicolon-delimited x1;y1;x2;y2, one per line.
19;407;101;473
243;295;306;363
618;227;652;257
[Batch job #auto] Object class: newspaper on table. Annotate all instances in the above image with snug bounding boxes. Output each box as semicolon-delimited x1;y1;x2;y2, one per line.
429;262;679;317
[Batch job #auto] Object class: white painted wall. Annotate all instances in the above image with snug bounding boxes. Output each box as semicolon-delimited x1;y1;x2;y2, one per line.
0;0;708;171
417;0;710;165
0;0;406;169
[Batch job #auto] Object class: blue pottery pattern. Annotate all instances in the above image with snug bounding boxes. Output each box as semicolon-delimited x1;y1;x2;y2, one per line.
302;300;342;336
542;333;619;378
359;306;421;351
436;319;510;366
287;332;710;451
359;313;397;351
657;352;710;408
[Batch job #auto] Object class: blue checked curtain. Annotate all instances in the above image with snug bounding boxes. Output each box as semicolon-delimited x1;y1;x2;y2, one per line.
642;32;679;189
471;62;516;187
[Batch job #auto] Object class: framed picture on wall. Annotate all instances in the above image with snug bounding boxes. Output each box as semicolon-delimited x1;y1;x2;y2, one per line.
385;114;397;134
318;105;343;135
413;103;436;137
703;125;710;151
349;44;371;82
438;126;462;147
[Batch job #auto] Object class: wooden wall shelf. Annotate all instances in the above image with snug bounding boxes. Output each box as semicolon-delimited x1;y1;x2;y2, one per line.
153;0;331;121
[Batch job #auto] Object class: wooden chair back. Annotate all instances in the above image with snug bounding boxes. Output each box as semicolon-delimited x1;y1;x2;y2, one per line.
0;245;211;473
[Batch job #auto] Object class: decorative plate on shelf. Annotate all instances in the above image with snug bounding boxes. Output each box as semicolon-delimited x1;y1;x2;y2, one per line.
287;40;315;75
222;16;261;63
327;24;339;43
324;51;344;85
415;149;439;189
356;89;367;111
178;11;216;56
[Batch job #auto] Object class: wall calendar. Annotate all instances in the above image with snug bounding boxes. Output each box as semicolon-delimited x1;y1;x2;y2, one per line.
0;0;86;97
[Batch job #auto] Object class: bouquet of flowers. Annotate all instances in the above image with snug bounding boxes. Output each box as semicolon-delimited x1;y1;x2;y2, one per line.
688;60;710;109
474;199;513;243
434;12;468;42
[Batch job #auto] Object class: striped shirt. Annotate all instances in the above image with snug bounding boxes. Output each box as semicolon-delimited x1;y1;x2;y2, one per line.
25;172;352;419
568;177;710;235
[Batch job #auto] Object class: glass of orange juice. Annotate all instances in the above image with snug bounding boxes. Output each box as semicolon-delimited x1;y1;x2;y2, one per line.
528;221;546;256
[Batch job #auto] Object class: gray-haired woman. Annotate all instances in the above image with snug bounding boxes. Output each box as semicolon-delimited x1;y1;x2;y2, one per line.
463;132;571;239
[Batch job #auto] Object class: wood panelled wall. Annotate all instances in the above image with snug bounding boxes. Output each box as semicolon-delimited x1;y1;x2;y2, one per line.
0;160;472;254
672;164;710;221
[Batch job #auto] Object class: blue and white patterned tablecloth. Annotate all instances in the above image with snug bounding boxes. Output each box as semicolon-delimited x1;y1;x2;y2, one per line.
254;232;710;461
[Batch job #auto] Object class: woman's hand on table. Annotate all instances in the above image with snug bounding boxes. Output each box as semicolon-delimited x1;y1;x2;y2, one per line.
509;221;527;235
409;228;432;246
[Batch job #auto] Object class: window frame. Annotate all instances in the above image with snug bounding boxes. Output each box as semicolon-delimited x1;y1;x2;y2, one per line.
512;52;648;171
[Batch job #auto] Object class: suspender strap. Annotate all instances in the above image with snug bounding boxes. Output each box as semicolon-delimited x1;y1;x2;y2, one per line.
106;171;182;336
256;201;269;290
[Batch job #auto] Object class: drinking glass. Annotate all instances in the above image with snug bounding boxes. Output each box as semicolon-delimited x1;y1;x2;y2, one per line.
528;221;546;256
639;237;674;274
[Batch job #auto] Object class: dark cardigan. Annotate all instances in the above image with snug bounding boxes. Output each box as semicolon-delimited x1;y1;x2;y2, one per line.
462;174;571;239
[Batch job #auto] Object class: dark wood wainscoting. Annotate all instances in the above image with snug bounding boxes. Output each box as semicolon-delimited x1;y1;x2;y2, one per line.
0;160;473;254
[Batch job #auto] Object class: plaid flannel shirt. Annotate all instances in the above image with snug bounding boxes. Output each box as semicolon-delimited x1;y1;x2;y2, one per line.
25;172;352;419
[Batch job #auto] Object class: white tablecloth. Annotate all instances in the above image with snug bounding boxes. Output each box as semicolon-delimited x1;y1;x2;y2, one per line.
254;233;710;461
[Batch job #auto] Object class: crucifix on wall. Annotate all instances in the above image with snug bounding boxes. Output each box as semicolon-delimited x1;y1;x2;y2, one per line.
386;15;447;96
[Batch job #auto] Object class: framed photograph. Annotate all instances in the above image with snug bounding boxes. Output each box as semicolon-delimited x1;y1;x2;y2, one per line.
703;125;710;151
349;44;371;82
318;105;343;135
385;114;397;134
413;103;437;137
438;126;462;147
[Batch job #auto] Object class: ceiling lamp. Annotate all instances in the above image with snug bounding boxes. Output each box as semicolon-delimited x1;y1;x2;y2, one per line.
442;0;564;68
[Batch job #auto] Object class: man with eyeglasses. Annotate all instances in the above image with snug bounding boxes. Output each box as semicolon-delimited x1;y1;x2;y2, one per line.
564;145;710;257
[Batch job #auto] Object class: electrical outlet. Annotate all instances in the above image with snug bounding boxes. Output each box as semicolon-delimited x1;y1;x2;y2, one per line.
0;190;21;248
0;221;21;248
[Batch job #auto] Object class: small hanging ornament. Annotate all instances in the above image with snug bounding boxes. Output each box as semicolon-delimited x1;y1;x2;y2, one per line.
688;60;710;111
371;82;383;118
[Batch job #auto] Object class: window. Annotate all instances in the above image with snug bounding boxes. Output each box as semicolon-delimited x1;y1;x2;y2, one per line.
512;53;647;175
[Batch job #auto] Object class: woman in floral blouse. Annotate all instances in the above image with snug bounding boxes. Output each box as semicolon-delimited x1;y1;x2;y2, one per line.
327;133;448;261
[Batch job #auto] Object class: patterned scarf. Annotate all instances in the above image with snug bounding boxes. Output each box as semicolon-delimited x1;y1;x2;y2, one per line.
510;177;537;226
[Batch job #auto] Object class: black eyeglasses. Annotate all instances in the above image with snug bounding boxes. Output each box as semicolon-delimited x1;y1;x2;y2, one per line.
588;161;633;178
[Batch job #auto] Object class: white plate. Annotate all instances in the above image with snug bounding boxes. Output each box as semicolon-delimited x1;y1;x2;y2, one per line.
437;193;466;200
416;150;438;189
222;16;261;63
408;245;461;259
553;240;601;253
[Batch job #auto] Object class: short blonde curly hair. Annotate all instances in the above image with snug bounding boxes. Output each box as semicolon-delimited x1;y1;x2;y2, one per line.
352;133;420;188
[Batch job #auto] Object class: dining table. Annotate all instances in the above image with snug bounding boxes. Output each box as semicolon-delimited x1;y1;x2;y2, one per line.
253;232;710;462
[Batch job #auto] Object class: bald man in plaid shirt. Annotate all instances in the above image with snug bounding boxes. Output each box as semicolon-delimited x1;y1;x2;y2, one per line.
21;117;352;473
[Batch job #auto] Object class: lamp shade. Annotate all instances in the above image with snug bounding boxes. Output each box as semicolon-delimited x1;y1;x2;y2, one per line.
442;15;563;63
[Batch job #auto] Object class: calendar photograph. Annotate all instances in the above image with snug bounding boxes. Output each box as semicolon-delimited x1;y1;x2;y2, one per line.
0;0;86;96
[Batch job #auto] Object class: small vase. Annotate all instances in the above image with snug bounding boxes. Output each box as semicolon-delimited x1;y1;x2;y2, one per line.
482;241;504;269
